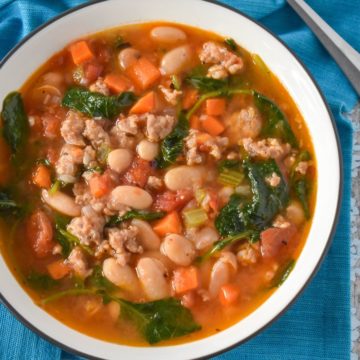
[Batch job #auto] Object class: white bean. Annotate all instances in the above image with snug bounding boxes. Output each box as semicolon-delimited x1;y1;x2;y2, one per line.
103;258;140;293
208;260;230;298
41;72;64;87
136;139;159;161
107;149;133;173
110;186;153;210
106;301;121;322
219;251;238;272
118;47;141;70
41;189;80;217
150;26;187;44
194;227;219;250
286;200;305;225
136;257;170;300
161;234;196;266
160;45;192;75
131;219;160;250
164;165;206;191
31;84;62;105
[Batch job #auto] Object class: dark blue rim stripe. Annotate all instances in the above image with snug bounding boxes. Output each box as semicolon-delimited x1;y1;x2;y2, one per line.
0;1;343;359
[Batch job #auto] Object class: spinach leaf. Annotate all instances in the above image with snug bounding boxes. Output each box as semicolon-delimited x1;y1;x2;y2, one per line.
187;64;207;77
215;159;289;237
87;265;115;292
114;297;201;344
254;92;298;148
0;191;21;216
114;36;131;50
186;76;228;93
272;259;296;287
155;112;189;168
196;230;257;264
215;194;246;236
1;92;29;154
27;272;59;290
243;159;289;229
107;210;166;227
224;38;238;52
62;87;136;118
293;178;310;219
54;214;93;257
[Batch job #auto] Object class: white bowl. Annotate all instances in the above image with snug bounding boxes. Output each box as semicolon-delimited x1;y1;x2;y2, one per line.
0;0;342;359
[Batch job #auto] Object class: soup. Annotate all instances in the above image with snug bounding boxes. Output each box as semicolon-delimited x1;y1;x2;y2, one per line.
0;22;316;346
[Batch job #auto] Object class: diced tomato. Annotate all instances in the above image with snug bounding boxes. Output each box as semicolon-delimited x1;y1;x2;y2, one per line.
173;266;199;294
219;284;240;306
84;62;103;83
260;225;297;258
47;260;71;280
42;113;62;139
153;189;193;212
122;157;152;188
89;172;115;198
26;210;54;258
32;164;51;189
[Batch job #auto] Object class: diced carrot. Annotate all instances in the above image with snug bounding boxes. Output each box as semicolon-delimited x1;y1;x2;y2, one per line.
104;73;131;94
182;88;198;109
153;211;182;236
89;172;114;198
219;284;240;306
26;211;54;259
127;58;161;90
173;266;199;294
47;260;71;280
129;91;156;114
69;40;94;65
205;98;226;116
201;115;225;136
32;164;51;189
190;115;200;130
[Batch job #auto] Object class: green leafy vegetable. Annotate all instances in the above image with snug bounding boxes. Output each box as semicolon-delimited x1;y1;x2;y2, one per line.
187;64;207;77
224;38;238;52
272;259;296;287
62;87;136;118
36;158;51;167
27;272;59;291
1;92;29;154
54;214;93;257
49;180;62;195
293;178;310;219
186;76;228;93
215;159;289;236
196;230;256;264
111;296;201;344
254;92;298;147
114;36;131;50
107;210;166;227
155;112;189;168
0;191;21;216
42;289;201;344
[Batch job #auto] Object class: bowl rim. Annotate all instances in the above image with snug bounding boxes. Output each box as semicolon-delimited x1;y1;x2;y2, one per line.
0;0;343;359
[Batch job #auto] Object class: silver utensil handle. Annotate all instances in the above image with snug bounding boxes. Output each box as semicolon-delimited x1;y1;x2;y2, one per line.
287;0;360;96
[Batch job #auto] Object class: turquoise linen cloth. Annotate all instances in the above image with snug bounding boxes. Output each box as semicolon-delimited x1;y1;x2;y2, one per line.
0;0;357;359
